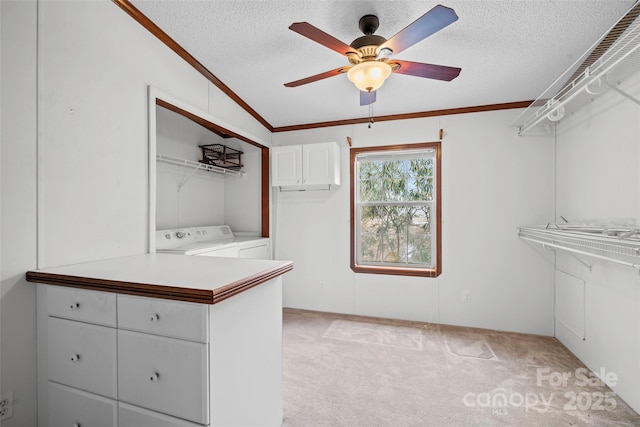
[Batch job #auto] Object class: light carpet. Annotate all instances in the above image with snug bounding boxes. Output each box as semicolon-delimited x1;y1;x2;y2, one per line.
282;308;640;427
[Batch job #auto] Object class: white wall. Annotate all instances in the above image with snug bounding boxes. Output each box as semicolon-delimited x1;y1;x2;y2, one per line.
156;106;227;229
273;109;556;335
1;1;270;426
38;1;205;268
37;1;271;268
553;69;640;413
224;143;264;234
1;2;38;426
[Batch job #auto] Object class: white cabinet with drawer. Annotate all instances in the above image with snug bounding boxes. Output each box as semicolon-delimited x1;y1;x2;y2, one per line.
49;382;117;427
38;272;284;427
47;285;116;326
117;294;208;342
45;287;118;427
48;316;117;398
118;329;209;424
119;402;204;427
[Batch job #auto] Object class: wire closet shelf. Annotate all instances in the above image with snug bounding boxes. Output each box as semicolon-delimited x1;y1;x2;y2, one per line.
517;224;640;269
514;1;640;135
156;154;244;177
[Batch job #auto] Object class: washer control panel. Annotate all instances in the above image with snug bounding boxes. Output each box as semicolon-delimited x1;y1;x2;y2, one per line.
155;226;235;250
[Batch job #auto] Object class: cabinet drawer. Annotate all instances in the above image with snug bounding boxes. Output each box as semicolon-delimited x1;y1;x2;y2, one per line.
48;317;117;398
49;382;117;427
47;286;116;327
117;294;208;342
118;330;209;424
119;402;206;427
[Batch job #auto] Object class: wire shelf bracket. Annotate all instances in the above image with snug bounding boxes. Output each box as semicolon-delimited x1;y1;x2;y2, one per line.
609;83;640;106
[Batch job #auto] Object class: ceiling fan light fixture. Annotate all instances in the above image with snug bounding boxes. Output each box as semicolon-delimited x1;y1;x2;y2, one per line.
347;61;392;92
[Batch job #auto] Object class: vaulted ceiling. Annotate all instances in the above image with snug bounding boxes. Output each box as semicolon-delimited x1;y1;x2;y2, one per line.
127;0;636;129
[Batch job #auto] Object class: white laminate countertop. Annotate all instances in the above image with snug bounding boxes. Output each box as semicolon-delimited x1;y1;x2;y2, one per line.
26;253;293;304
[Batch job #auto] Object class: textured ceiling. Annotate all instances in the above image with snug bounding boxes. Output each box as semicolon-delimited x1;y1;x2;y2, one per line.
130;0;636;128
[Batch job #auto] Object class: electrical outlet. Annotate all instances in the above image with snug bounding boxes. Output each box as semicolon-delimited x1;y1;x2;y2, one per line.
0;391;13;421
462;291;471;303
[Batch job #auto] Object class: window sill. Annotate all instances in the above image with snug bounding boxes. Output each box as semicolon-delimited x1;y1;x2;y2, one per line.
351;264;441;278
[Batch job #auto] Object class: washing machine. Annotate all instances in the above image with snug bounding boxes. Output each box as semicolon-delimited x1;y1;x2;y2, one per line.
155;225;270;259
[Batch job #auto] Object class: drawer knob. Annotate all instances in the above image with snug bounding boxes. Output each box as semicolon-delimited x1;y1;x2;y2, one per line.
72;423;81;427
149;313;160;323
70;354;81;362
149;372;160;382
69;302;80;310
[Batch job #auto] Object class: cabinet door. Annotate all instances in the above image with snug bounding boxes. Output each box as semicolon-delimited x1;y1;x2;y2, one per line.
49;382;117;427
271;145;301;186
118;330;209;425
303;142;333;185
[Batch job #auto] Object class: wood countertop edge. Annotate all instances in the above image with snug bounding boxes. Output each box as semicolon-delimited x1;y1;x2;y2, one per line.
25;261;293;305
212;262;294;303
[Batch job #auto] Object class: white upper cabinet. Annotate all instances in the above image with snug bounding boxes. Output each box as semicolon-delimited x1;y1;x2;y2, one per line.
271;145;302;187
271;142;340;190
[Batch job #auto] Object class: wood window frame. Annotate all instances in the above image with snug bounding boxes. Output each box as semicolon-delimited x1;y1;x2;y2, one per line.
350;142;442;277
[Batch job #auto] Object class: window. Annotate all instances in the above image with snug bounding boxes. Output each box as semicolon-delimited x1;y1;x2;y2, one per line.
350;142;441;277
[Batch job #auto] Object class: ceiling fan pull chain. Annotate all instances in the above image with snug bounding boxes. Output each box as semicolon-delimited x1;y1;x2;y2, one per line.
368;92;374;128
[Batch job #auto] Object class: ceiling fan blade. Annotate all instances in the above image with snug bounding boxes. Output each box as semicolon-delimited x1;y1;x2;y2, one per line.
391;60;461;81
284;66;351;88
360;90;377;106
379;5;458;55
289;22;358;56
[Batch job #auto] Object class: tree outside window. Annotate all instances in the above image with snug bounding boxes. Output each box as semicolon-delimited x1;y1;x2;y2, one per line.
350;142;441;277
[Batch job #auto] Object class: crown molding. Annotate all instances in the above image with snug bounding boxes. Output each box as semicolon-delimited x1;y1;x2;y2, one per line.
112;0;273;132
272;101;533;132
113;1;532;134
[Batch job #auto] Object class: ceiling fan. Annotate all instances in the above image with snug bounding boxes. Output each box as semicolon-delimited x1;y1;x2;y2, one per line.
284;4;462;106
